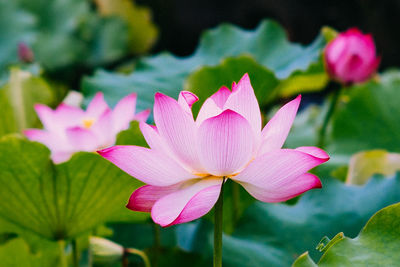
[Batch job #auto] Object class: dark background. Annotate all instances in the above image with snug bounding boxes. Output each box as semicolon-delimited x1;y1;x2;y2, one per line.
138;0;400;70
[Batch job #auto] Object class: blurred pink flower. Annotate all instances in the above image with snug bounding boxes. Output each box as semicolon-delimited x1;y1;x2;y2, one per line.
25;92;149;163
98;74;329;227
17;42;34;63
325;28;380;84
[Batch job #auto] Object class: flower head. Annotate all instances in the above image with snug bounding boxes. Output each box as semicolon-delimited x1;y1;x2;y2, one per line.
98;74;329;227
325;28;380;84
25;92;149;163
18;42;34;63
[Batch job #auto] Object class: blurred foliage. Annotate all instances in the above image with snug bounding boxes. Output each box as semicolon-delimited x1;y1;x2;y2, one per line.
115;121;148;147
0;136;145;242
83;19;328;116
0;238;41;267
95;0;158;54
286;71;400;178
293;202;400;266
346;150;400;185
0;0;157;82
0;68;64;137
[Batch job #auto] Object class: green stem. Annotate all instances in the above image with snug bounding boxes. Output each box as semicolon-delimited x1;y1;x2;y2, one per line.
152;223;161;267
232;182;240;223
214;178;225;267
126;248;152;267
72;239;79;267
122;250;129;267
317;88;342;148
57;240;68;267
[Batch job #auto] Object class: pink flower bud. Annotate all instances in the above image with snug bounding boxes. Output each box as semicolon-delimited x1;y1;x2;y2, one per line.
17;42;34;63
325;28;380;84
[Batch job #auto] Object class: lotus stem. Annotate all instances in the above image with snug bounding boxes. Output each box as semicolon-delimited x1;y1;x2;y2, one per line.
72;239;79;267
126;248;151;267
232;182;240;223
57;240;68;267
318;87;342;148
214;177;226;267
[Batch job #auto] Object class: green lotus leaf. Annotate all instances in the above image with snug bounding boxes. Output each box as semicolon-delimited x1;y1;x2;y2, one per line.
0;135;144;241
292;202;400;266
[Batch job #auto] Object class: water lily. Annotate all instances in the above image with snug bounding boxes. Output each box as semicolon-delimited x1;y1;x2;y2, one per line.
98;74;329;227
325;28;380;84
25;92;149;163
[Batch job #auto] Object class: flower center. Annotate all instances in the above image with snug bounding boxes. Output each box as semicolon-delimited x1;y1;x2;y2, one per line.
82;118;95;129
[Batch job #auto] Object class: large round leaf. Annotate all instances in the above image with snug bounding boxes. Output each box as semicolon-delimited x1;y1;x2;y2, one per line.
0;135;144;241
293;202;400;266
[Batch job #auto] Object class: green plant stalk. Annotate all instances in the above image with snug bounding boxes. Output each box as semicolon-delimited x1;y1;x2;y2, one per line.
72;239;79;267
153;223;161;267
317;87;342;148
122;250;129;267
232;182;240;223
57;240;68;267
126;248;152;267
214;178;226;267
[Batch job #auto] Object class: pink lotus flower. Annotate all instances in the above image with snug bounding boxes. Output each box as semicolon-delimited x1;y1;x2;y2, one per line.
25;92;149;163
98;74;329;227
325;28;380;84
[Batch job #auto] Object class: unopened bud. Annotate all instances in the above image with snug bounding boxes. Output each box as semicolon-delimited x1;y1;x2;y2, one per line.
324;28;380;85
17;42;34;63
89;236;124;264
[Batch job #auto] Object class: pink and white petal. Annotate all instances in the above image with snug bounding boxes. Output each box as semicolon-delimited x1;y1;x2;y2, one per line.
231;81;238;92
86;92;109;118
355;56;380;83
178;91;199;115
233;149;329;187
66;127;99;152
24;129;51;144
134;109;151;122
98;145;197;186
25;129;73;163
153;93;204;172
196;98;222;126
34;104;55;131
197;109;254;176
112;93;136;133
127;183;182;212
325;37;348;64
52;151;74;164
223;73;262;137
151;178;222;227
139;122;171;155
210;86;231;108
24;129;67;150
54;104;85;128
258;95;301;156
295;146;330;160
239;173;321;203
91;109;114;147
169;184;221;226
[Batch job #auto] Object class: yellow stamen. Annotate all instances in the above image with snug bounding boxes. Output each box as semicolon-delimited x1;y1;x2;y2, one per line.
82;118;95;129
